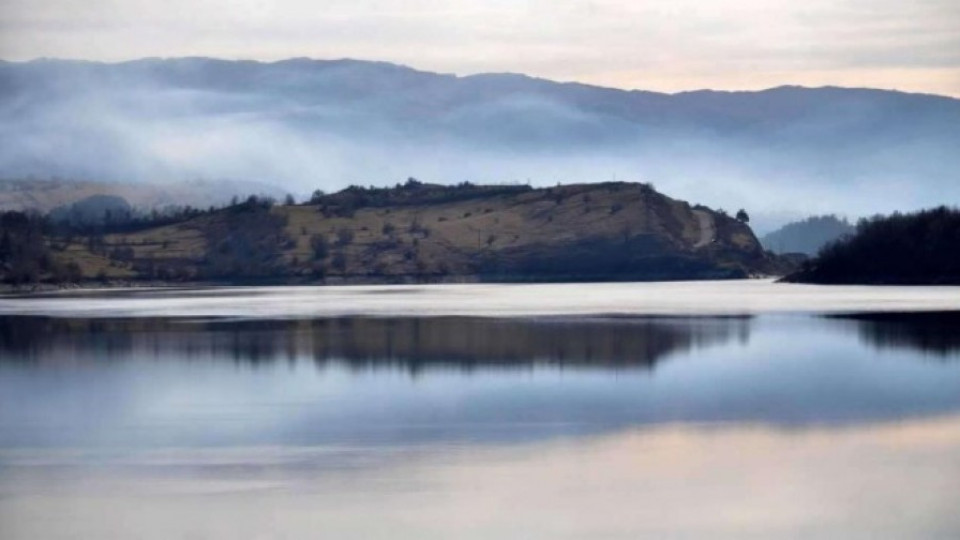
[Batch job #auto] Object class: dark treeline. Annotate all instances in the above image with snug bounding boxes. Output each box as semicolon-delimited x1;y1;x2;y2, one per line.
0;211;82;284
0;194;280;285
197;196;291;280
309;178;532;217
47;195;242;235
787;206;960;284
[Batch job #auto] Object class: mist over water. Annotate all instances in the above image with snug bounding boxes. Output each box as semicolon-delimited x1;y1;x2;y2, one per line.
2;58;959;229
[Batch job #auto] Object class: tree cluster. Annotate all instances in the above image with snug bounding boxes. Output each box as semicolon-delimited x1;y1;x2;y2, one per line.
310;179;532;217
0;211;81;284
790;206;960;284
199;195;290;280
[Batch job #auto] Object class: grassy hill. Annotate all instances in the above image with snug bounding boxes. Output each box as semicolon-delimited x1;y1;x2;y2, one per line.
4;181;775;285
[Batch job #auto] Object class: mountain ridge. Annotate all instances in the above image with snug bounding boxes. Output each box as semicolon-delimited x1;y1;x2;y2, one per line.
7;56;958;100
2;57;958;228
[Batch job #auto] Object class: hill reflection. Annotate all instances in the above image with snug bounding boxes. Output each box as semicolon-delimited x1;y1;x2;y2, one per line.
0;315;749;370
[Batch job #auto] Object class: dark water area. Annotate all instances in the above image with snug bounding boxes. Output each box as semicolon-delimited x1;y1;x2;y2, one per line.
828;311;960;356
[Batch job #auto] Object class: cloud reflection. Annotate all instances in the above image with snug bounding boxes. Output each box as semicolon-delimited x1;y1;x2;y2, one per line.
3;416;959;539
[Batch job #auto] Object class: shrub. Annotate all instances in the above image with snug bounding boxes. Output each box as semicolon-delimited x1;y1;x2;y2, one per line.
336;228;355;246
331;252;347;272
310;234;329;260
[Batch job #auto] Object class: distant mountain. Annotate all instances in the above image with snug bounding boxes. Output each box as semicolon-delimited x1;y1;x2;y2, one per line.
761;215;855;255
0;181;779;285
2;57;959;221
0;178;286;214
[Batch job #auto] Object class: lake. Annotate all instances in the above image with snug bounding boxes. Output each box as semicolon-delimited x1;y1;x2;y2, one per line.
2;281;960;539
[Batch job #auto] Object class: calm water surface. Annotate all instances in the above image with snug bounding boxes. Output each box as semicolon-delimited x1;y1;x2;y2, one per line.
1;284;960;539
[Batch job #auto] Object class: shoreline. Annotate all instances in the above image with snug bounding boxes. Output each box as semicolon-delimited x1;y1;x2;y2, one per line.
3;279;960;319
1;273;777;295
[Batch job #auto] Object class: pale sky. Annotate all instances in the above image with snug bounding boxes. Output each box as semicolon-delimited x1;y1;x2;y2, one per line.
1;0;959;96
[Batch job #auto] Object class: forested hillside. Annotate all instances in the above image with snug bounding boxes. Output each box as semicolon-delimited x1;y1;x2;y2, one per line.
785;207;960;284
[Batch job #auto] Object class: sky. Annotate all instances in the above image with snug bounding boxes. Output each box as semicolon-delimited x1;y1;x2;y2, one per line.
1;0;959;97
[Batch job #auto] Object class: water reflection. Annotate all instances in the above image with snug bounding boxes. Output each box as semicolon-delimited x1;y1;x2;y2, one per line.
3;312;958;370
0;315;748;370
3;313;960;450
3;300;960;538
830;311;960;357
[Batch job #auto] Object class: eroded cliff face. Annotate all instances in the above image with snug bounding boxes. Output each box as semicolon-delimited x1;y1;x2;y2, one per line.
53;182;773;283
446;183;768;281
